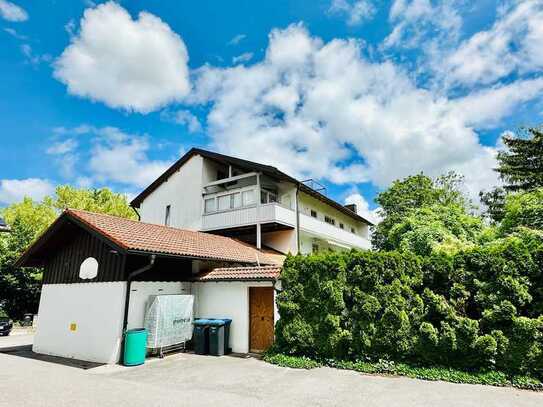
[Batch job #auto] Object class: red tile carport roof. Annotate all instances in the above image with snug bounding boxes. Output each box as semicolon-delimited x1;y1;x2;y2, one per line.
194;265;281;281
66;209;281;264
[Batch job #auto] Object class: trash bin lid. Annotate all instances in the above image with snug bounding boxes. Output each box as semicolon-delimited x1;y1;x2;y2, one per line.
194;319;213;325
206;320;225;326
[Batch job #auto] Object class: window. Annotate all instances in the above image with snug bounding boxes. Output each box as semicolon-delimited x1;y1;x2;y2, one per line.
260;189;278;204
164;205;171;226
351;227;356;234
232;192;242;208
324;216;335;225
312;244;319;253
217;170;227;180
218;195;231;211
310;210;317;218
242;190;255;206
339;223;344;229
204;198;216;213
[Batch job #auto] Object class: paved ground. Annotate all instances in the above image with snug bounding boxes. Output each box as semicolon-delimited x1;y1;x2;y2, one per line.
1;335;542;407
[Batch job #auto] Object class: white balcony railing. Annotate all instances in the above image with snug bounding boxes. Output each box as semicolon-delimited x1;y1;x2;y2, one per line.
299;213;371;250
202;203;296;231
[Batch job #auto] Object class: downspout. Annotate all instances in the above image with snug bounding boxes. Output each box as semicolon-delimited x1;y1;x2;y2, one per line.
295;184;300;254
122;254;156;334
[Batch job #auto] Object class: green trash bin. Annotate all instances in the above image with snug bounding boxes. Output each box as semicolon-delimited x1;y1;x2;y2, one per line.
123;328;148;366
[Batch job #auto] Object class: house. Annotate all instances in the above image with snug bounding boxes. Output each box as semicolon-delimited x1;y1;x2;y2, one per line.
16;148;373;364
131;148;373;254
17;209;282;363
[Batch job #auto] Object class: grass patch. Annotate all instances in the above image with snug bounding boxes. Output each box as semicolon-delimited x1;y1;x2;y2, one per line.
263;353;322;369
263;354;543;391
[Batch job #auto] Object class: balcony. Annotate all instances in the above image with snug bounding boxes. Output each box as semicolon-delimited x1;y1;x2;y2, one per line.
202;202;296;231
299;213;371;250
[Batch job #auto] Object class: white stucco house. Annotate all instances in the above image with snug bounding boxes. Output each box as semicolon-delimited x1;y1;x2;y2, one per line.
17;148;373;364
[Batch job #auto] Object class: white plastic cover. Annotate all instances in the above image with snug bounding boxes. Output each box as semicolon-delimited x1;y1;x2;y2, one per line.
144;295;194;349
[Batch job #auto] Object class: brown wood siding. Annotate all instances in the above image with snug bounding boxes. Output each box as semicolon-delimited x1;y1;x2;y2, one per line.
43;227;125;284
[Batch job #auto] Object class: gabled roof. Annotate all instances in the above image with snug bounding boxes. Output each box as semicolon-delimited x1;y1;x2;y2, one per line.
130;147;373;225
16;209;284;268
194;265;281;282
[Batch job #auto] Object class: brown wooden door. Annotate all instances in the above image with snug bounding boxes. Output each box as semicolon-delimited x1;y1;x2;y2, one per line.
249;287;274;353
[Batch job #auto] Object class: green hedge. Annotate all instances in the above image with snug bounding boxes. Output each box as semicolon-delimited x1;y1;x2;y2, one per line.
275;235;543;379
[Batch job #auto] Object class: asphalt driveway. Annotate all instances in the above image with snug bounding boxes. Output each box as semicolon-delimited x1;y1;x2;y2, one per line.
0;336;541;407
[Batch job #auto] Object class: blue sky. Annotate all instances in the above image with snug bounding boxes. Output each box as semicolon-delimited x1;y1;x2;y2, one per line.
1;0;542;221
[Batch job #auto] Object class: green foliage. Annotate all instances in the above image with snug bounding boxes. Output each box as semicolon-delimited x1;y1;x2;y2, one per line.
496;127;543;192
372;172;477;253
263;353;322;369
264;353;543;390
500;188;543;235
275;240;543;380
0;185;135;319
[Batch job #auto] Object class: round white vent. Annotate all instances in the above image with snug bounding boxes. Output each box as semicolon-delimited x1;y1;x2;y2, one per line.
79;257;98;279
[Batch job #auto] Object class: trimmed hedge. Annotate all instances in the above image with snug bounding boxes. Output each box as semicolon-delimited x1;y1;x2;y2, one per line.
275;236;543;380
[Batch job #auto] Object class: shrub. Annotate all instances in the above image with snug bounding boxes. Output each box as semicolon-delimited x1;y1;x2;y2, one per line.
275;240;543;379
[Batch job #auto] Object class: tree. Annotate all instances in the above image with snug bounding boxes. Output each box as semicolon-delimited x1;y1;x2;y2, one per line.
499;188;543;236
0;185;135;319
386;204;483;256
479;187;507;223
496;127;543;191
372;172;471;250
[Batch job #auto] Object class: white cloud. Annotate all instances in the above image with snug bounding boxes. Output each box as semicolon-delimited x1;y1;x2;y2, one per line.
442;1;543;87
54;1;190;114
46;139;78;155
0;0;27;22
329;0;376;26
0;179;55;204
3;27;26;39
228;34;246;46
20;44;52;66
88;127;171;188
344;192;381;224
161;109;202;133
190;23;542;200
232;52;253;64
384;0;462;50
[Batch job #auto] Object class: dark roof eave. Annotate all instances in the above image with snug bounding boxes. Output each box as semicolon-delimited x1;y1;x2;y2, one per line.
125;248;261;264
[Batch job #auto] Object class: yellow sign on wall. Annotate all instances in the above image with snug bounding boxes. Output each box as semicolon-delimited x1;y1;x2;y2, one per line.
69;323;77;332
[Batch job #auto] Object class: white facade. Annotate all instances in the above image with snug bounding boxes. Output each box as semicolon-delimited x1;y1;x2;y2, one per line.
34;281;196;364
193;281;278;354
138;155;206;230
34;283;126;364
137;152;372;255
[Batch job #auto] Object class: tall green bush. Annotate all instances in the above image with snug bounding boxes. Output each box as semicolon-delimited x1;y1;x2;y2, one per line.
275;237;543;379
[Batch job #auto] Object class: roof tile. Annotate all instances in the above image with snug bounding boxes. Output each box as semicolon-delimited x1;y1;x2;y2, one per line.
195;265;281;281
67;209;283;265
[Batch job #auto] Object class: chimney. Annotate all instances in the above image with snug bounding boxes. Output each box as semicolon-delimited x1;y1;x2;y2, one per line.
344;203;357;213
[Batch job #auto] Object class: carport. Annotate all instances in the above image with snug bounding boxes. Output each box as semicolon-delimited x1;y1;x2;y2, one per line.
16;209;282;363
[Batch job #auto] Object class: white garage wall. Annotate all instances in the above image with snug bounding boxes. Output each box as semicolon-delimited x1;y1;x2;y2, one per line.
127;281;192;329
33;283;126;364
193;281;278;353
